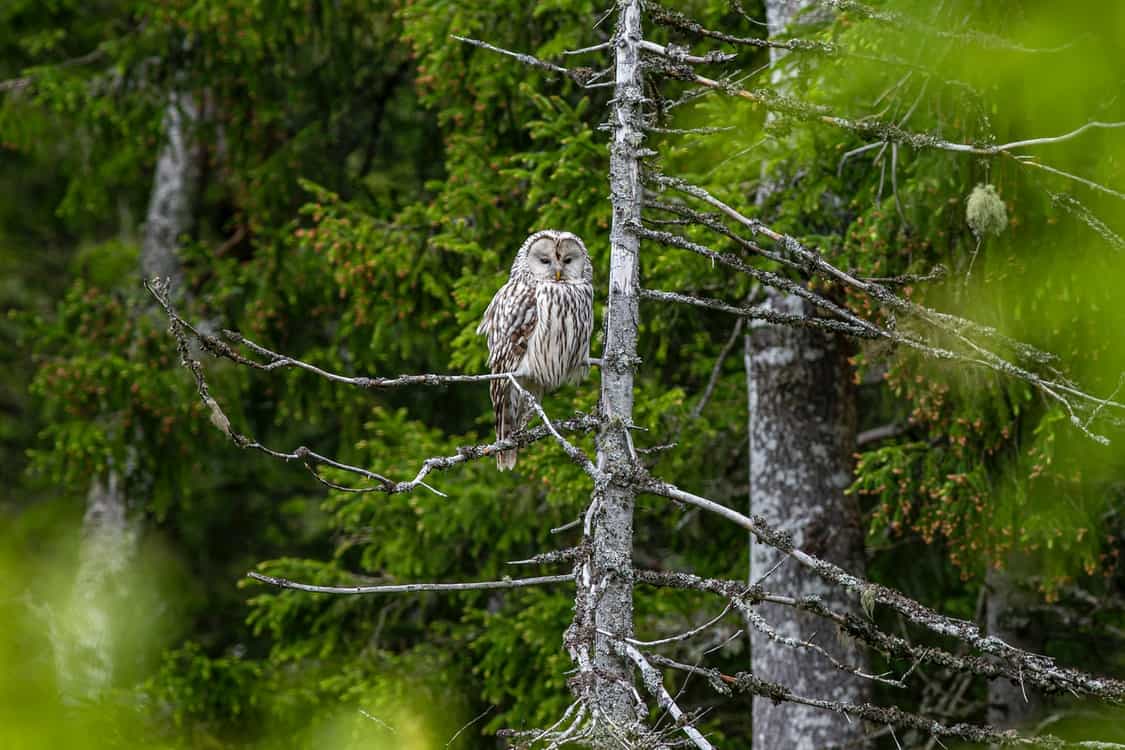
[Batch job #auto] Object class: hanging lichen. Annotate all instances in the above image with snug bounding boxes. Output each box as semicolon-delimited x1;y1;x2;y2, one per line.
965;183;1008;237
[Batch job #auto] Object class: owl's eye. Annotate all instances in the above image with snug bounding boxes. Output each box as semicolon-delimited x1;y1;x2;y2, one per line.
540;257;550;264
563;257;572;264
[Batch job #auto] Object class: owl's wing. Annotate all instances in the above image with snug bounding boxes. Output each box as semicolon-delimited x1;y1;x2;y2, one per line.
477;280;538;373
477;280;538;470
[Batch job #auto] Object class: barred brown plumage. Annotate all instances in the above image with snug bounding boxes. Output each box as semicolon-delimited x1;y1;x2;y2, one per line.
476;230;594;470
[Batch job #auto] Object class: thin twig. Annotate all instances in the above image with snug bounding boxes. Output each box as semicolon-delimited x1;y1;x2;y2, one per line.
506;374;600;478
145;278;599;496
445;706;494;747
995;120;1125;151
247;571;573;595
452;35;606;88
225;329;514;388
618;642;716;750
0;48;106;93
689;318;745;420
641;287;872;338
624;602;735;647
563;42;611;55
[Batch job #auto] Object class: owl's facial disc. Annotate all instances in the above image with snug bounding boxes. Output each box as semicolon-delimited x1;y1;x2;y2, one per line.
529;237;557;282
526;233;586;283
555;238;586;283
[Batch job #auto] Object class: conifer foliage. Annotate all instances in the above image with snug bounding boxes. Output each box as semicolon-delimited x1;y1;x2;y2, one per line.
2;1;1124;747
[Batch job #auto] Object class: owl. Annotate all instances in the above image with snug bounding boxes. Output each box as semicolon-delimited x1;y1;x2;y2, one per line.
477;230;595;470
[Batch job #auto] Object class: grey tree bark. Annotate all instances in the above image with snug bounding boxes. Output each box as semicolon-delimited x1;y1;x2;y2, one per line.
55;471;139;700
748;2;872;747
588;0;644;731
59;90;199;701
986;567;1045;728
141;91;200;282
748;295;871;749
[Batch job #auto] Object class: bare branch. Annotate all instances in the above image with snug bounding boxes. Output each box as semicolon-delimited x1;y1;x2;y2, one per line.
644;125;736;136
1049;192;1125;252
145;278;513;389
551;517;583;534
452;34;572;76
633;224;883;338
631;570;902;687
819;0;1079;56
224;329;515;388
391;415;601;494
507;547;582;567
623;602;734;647
637;568;1116;700
0;48;106;93
649;4;834;54
859;265;949;286
1018;156;1125;203
996;121;1125;151
689;317;744;421
649;176;1125;436
506;375;601;479
655;650;1124;748
563;42;611;56
734;596;906;688
247;571;573;595
857;423;906;447
642;198;790;265
636;481;1125;704
669;73;1124;199
451;35;606;88
145;277;600;496
617;642;716;750
445;706;493;748
641;288;872;338
639;40;736;66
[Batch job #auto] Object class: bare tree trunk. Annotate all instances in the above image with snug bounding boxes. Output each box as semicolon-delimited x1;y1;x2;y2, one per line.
748;2;871;747
59;90;199;701
55;472;138;700
141;90;200;281
748;294;870;749
986;568;1045;728
587;0;644;733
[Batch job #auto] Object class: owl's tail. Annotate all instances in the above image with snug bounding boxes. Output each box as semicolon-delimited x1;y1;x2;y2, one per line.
493;379;533;471
496;447;518;471
493;379;518;471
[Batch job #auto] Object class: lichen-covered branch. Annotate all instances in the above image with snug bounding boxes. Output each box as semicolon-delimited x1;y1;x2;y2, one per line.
638;480;1125;704
145;281;517;389
618;641;715;750
247;571;573;595
652;653;1125;748
644;175;1123;441
145;278;600;497
640;287;872;337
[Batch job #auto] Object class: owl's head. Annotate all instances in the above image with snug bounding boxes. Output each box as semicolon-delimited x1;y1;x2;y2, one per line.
513;230;592;285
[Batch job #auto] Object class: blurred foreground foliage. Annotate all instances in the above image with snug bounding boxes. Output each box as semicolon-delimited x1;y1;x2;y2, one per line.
1;0;1124;746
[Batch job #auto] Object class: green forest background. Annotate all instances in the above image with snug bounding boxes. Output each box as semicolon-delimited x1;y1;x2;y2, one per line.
2;0;1125;747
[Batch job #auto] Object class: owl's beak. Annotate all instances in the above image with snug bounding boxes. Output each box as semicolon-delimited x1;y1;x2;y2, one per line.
555;269;562;282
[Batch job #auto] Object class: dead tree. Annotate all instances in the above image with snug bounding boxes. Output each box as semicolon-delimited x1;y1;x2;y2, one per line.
150;1;1125;747
58;88;201;702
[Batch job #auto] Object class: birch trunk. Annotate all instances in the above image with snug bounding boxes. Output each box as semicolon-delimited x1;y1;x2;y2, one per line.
748;2;871;747
588;0;643;730
60;90;199;700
